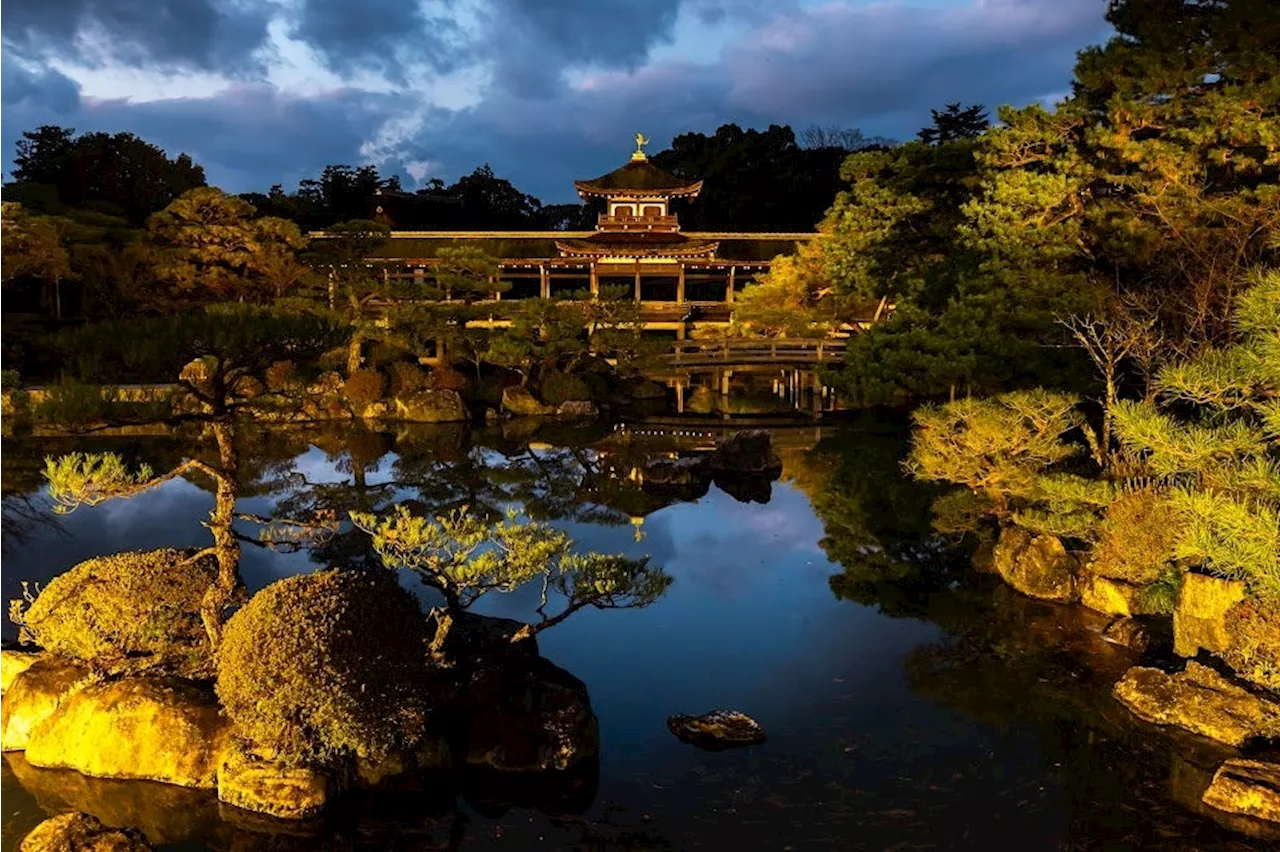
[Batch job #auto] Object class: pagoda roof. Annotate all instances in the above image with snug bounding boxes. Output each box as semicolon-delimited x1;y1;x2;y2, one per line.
574;159;703;199
555;231;718;259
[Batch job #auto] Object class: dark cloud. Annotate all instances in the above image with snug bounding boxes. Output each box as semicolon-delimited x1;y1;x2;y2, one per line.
0;0;1113;202
288;0;465;81
1;0;271;71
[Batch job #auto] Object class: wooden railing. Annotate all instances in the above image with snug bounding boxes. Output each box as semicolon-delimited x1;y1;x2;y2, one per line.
597;214;680;231
665;338;848;365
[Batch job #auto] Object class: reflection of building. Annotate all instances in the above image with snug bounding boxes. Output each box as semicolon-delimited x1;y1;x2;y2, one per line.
341;136;817;317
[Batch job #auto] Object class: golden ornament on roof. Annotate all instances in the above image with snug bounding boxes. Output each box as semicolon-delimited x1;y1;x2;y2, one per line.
632;132;650;161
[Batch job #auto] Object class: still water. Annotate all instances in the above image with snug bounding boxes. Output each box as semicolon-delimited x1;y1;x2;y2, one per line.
0;416;1267;850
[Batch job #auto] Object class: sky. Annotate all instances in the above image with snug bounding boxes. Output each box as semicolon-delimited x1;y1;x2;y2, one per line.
1;0;1112;204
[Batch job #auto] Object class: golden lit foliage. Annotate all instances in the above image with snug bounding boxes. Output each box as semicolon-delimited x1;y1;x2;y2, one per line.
216;569;430;766
1222;599;1280;693
43;452;161;513
13;549;217;676
1089;488;1180;586
906;390;1084;514
351;505;671;633
342;369;386;407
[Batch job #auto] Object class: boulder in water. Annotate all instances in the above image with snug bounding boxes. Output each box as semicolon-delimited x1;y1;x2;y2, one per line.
20;812;151;852
1113;661;1280;747
24;676;228;788
666;710;767;750
502;386;556;416
393;389;469;423
992;526;1078;602
2;657;91;751
1202;758;1280;825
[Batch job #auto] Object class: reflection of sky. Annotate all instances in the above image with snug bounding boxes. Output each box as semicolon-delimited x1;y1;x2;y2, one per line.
1;440;1084;848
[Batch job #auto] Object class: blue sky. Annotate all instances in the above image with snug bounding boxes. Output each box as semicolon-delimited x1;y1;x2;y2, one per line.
1;0;1112;203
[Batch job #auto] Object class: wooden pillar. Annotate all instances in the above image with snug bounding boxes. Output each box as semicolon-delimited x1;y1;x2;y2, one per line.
677;266;685;304
675;381;685;414
726;267;736;304
589;264;599;300
540;264;550;300
634;261;642;303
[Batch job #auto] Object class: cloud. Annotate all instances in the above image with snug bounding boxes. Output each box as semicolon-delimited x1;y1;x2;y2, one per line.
288;0;467;81
0;0;1112;201
1;0;272;71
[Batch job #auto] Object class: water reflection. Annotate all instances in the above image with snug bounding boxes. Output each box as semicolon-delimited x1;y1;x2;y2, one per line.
0;418;1268;850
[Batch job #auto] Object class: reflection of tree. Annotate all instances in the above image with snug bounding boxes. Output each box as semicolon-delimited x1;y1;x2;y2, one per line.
782;418;969;613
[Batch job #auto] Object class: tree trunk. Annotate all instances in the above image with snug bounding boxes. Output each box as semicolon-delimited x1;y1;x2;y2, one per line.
200;421;243;650
347;330;363;376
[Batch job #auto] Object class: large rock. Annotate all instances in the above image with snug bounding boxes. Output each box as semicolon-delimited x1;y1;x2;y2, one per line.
1113;661;1280;747
20;812;151;852
216;745;328;820
642;456;710;488
1202;759;1280;824
1080;574;1144;617
458;655;598;773
1;646;42;693
1101;617;1150;651
2;657;91;751
1174;572;1247;658
706;430;782;478
555;400;599;418
25;677;228;788
393;389;468;423
501;386;556;416
992;527;1079;602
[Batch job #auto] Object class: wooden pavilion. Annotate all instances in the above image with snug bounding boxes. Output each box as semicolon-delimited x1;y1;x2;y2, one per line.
337;135;817;319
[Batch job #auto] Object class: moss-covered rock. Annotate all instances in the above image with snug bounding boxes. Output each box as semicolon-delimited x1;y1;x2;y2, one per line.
666;710;767;750
538;370;591;406
992;527;1079;602
2;657;92;751
19;812;151;852
1101;617;1150;651
1174;572;1247;658
1202;759;1280;825
24;677;227;788
1113;661;1280;747
16;549;216;676
216;569;430;767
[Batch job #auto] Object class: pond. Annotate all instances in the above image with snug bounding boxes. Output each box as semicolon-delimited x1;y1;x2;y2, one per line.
0;416;1265;851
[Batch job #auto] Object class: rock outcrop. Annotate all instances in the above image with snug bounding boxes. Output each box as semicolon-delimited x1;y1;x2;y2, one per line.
2;657;91;751
393;389;469;423
1080;574;1144;617
1174;573;1247;658
25;677;228;788
992;527;1079;602
19;812;151;852
1101;617;1151;651
1113;661;1280;747
667;710;767;750
216;745;328;820
501;386;556;416
456;655;598;773
1202;759;1280;825
1;646;42;693
555;400;599;418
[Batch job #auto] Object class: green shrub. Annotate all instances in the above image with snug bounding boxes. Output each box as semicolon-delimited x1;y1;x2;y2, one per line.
1222;600;1280;692
1137;566;1183;616
33;376;121;430
1090;489;1179;585
386;361;425;397
343;369;386;407
264;360;297;392
1;369;19;389
539;370;591;405
13;549;216;675
216;569;430;766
